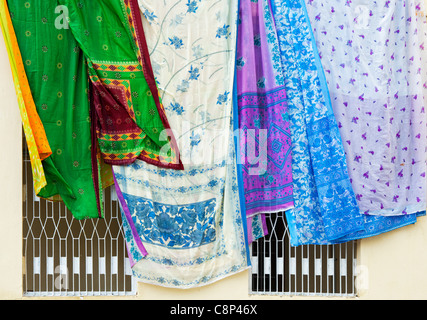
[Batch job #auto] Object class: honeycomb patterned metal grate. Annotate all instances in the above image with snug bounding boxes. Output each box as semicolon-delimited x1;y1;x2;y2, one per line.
22;144;136;297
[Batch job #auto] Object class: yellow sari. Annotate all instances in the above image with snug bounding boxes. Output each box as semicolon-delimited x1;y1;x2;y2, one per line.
0;0;52;194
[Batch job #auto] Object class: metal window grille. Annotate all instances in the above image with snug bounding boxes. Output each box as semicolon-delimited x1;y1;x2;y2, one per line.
22;143;136;297
250;212;358;297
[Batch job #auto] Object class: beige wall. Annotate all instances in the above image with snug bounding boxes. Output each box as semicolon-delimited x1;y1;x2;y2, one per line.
0;28;23;300
2;4;427;300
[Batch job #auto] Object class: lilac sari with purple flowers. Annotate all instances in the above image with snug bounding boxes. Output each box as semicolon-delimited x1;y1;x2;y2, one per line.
305;0;427;217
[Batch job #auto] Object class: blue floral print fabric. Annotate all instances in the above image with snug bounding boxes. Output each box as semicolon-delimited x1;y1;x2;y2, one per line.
271;0;424;246
271;0;365;246
112;0;250;289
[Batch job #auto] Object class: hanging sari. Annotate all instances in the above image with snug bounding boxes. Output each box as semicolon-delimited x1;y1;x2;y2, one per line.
58;0;183;170
112;0;250;288
9;0;182;219
271;0;424;246
236;0;294;243
0;0;52;194
305;0;427;217
270;0;366;246
8;0;105;219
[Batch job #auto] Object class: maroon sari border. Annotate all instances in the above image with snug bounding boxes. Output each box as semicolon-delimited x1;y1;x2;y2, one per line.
90;84;104;219
103;153;184;170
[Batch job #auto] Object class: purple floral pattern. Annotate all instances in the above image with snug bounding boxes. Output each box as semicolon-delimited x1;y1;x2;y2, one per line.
306;0;427;216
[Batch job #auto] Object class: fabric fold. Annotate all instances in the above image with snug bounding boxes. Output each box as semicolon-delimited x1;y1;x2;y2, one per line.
305;0;427;217
112;0;250;288
8;0;105;219
59;0;183;170
271;0;365;246
236;0;294;244
8;0;184;219
268;0;425;246
0;0;52;194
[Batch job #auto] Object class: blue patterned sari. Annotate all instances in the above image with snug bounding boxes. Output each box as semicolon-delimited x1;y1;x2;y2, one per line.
271;0;364;246
271;0;423;246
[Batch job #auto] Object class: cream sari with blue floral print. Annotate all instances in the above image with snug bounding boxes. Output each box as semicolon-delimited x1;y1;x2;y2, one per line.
113;0;250;289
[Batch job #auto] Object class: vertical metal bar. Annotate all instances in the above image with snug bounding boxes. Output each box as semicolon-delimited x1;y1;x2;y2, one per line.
83;232;89;296
352;241;356;296
318;242;321;295
302;246;307;293
88;239;92;295
326;246;330;295
344;243;348;295
35;161;40;296
251;242;257;292
264;221;267;292
115;238;120;295
93;229;96;295
307;245;310;294
111;204;115;295
105;237;108;295
77;234;81;295
92;223;96;295
44;210;47;296
73;250;78;293
101;237;106;295
115;206;119;295
281;213;285;294
339;243;343;296
301;245;304;294
345;243;348;295
26;158;31;295
23;155;26;295
59;206;63;296
339;244;342;296
292;244;295;294
113;198;117;295
288;219;291;295
354;241;357;296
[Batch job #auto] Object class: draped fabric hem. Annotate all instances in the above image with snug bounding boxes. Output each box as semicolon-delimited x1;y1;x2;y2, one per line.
245;203;295;217
360;202;427;217
131;266;251;290
334;212;424;244
247;214;269;243
323;216;365;243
